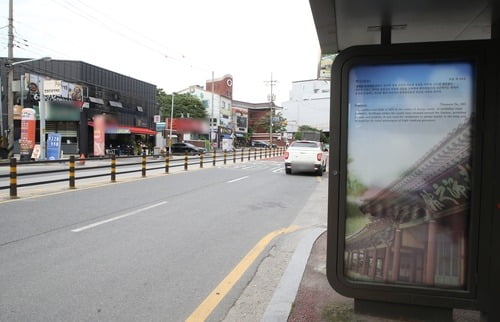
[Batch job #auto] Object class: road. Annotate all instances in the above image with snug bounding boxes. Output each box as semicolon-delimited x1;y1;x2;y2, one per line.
0;158;325;321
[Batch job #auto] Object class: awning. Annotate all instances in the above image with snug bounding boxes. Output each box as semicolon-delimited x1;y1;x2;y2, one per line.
109;101;123;108
89;97;104;105
88;121;156;135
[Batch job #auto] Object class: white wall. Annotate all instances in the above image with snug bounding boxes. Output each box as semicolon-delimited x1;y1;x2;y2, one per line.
282;80;331;132
179;86;232;127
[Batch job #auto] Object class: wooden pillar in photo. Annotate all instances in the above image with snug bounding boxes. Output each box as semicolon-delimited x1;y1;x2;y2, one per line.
391;229;402;281
383;244;392;281
355;252;361;273
409;250;416;283
425;219;438;285
369;248;377;279
459;235;466;286
362;249;369;275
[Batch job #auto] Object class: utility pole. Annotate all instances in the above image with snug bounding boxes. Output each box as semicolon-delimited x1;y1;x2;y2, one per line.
7;0;14;158
211;71;215;149
265;73;277;145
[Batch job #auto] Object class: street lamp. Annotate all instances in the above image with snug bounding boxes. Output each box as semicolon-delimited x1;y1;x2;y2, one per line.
6;56;51;159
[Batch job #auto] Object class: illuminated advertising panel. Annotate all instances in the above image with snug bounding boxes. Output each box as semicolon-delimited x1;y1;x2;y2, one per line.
20;108;37;157
345;62;474;289
93;115;106;156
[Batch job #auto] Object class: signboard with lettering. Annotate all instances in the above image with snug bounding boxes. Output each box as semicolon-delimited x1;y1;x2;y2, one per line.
343;62;473;290
46;133;62;160
20;108;36;158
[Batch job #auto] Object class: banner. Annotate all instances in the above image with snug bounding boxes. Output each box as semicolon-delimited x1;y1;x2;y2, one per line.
20;108;37;157
46;133;62;160
93;115;106;156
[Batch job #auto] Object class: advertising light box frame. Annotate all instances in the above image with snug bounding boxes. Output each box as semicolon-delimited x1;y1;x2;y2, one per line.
327;41;492;310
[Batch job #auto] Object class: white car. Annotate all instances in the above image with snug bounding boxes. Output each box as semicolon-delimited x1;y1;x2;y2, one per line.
284;140;328;175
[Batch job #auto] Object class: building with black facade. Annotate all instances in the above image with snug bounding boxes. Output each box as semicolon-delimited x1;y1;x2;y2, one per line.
0;58;157;157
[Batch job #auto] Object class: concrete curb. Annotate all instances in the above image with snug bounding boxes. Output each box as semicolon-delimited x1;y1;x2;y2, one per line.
261;227;327;322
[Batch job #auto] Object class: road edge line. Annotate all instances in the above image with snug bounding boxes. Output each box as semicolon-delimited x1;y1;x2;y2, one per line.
185;225;300;322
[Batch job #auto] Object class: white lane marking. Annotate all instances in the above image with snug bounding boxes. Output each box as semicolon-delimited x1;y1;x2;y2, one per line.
272;167;283;173
241;166;255;170
71;201;167;232
227;176;249;183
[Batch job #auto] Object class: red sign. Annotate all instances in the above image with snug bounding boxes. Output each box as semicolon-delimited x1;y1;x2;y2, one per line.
93;115;106;156
166;118;208;134
20;108;36;155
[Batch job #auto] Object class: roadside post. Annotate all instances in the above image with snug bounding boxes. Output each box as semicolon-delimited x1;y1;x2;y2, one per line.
241;148;244;162
184;152;188;170
212;149;216;166
69;155;76;188
200;153;203;168
165;155;169;174
224;151;227;165
9;157;17;198
142;152;146;177
233;149;236;163
110;154;116;182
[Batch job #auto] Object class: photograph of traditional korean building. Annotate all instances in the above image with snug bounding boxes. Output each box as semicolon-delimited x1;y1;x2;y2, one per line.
344;120;471;289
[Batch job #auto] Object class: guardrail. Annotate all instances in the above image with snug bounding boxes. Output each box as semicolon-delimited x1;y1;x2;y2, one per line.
0;147;284;199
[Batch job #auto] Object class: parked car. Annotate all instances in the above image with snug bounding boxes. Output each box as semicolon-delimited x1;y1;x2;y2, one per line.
284;140;328;175
169;142;205;155
252;141;271;148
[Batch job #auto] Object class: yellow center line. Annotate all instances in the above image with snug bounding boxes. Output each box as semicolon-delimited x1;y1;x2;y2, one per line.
185;225;300;322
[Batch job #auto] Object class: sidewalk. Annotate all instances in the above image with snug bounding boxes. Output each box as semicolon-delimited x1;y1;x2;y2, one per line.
223;175;482;322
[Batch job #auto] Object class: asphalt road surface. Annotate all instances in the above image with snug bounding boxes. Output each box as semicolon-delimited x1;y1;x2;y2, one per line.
0;158;324;321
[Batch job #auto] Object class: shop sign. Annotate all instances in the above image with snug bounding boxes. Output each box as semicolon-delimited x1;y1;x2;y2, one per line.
93;115;106;156
155;122;166;131
46;133;62;160
20;108;36;157
46;103;81;121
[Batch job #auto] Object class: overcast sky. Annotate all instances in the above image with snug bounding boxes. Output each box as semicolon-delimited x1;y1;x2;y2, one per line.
0;0;321;105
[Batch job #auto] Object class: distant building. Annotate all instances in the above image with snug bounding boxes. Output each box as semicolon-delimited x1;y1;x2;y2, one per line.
282;79;331;133
232;100;283;145
177;85;232;145
206;74;233;99
0;58;157;157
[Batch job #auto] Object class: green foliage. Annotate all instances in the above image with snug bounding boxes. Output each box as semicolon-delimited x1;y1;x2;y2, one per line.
293;125;328;143
255;111;287;133
346;155;367;197
157;88;208;119
345;202;370;235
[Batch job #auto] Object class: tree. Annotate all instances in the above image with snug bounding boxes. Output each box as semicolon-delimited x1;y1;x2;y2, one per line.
255;111;288;133
157;89;208;119
294;125;328;143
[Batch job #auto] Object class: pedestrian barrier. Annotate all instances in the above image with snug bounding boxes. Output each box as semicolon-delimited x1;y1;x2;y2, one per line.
0;147;284;199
